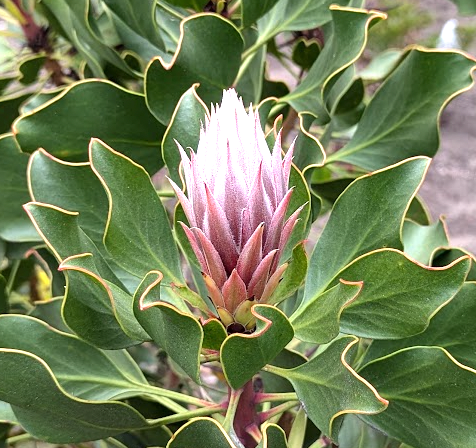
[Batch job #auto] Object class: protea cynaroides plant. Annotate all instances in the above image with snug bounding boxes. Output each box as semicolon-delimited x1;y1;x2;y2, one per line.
169;89;303;333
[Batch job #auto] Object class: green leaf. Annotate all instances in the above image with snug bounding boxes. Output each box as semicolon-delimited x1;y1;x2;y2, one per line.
24;203;136;348
304;157;429;301
292;38;320;71
0;402;16;424
28;148;108;246
167;418;236;448
257;423;288;448
164;0;208;11
133;271;203;383
358;49;401;82
402;218;449;265
329;48;476;169
0;314;149;400
18;54;46;84
145;14;243;124
221;304;294;389
29;297;69;332
363;282;476;369
235;28;266;105
360;347;476;448
103;0;165;61
450;0;476;15
255;0;353;50
269;243;308;305
270;336;387;441
0;91;30;134
90;139;184;284
338;249;470;339
338;414;389;448
15;80;165;174
202;318;227;351
162;84;208;185
0;134;39;242
0;350;149;443
241;0;280;27
281;7;385;116
292;279;362;343
40;0;135;78
292;113;326;173
59;254;149;342
261;349;306;394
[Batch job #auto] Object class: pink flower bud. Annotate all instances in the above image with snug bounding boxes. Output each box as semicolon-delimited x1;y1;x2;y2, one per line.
169;89;301;331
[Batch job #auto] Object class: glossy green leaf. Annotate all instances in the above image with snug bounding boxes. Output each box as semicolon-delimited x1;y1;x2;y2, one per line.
292;38;320;71
0;402;16;424
221;305;294;389
24;203;136;348
402;218;449;265
0;91;30;134
167;417;236;448
0;134;38;242
262;349;306;394
0;314;149;400
164;0;208;11
363;282;476;369
330;48;476;169
433;248;476;281
258;423;288;448
292;113;326;173
450;0;476;15
358;49;401;82
60;254;149;342
162;84;208;185
133;271;203;383
242;0;280;27
0;350;149;443
90;139;184;284
281;7;385;115
103;0;164;61
304;157;429;301
29;297;69;332
28;149;108;246
202;318;227;351
145;14;243;124
338;414;389;448
292;279;362;343
15;80;165;174
270;336;387;441
338;249;470;339
255;0;353;50
361;347;476;448
236;28;266;105
18;54;46;84
269;243;308;305
40;0;135;78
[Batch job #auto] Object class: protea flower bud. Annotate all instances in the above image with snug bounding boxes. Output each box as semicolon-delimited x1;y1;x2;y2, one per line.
169;89;302;333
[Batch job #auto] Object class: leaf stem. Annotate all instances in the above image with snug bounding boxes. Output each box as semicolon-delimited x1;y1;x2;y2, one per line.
142;384;216;407
6;433;34;445
255;392;298;403
200;353;221;364
223;387;243;433
148;404;225;427
5;259;20;295
258;401;300;424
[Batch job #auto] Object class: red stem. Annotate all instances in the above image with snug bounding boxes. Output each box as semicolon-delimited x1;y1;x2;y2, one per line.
232;380;261;448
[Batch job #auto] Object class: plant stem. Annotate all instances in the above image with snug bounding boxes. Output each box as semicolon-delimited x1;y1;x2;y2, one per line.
255;392;298;403
223;387;243;433
200;353;221;364
258;401;300;424
148;404;225;427
5;260;20;296
142;384;216;408
6;433;34;445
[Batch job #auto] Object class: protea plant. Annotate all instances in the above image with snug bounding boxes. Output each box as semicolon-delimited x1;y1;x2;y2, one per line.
169;89;303;333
